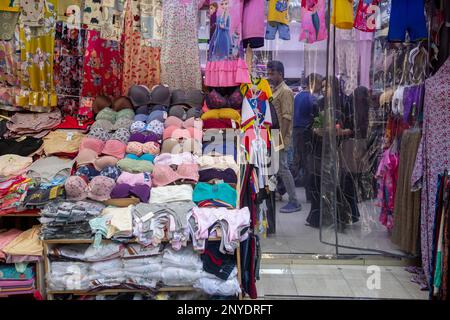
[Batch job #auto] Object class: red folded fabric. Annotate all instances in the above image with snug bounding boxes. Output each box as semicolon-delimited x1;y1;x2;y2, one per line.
56;115;94;130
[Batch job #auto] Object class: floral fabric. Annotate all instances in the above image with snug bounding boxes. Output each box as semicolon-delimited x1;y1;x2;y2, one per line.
81;29;123;98
19;0;45;26
140;0;163;43
160;0;203;90
17;0;58;111
0;10;19;40
54;21;86;115
121;0;160;95
412;57;450;287
375;148;399;231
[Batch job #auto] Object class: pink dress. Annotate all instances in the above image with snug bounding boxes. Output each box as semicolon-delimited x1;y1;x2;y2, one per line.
376;148;399;231
205;0;250;87
299;0;327;44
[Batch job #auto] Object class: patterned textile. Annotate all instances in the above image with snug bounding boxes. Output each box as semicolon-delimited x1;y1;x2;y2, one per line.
412;57;450;287
121;0;160;95
17;0;58;111
54;22;86;115
81;29;123;98
160;0;203;90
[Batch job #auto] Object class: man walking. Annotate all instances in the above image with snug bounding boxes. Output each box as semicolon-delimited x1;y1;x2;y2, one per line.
267;60;302;213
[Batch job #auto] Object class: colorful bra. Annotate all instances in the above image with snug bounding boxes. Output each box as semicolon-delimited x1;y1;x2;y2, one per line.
126;141;160;156
161;138;202;155
164;116;202;129
201;108;241;123
163;126;203;142
153;152;199;165
151;163;199;186
125;153;155;162
199;168;237;184
193;182;237;208
205;88;243;110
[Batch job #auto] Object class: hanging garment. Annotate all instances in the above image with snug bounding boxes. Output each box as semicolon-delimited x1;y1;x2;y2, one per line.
54;22;86;116
205;0;250;87
16;0;58;111
391;129;422;255
160;0;204;90
299;0;327;44
0;38;20;109
412;57;450;287
140;0;163;42
81;29;123;98
121;0;161;95
354;0;380;32
376;147;399;230
331;0;354;29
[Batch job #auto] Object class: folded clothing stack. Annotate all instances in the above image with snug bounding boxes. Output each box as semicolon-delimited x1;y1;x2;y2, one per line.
189;207;251;254
47;242;162;292
0;175;34;215
132;201;195;249
0;264;36;296
39;201;105;240
5;110;62;139
89;206;134;246
0;226;43;264
46;243;240;296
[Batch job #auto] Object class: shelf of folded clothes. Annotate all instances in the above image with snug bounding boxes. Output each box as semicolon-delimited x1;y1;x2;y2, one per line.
44;243;242;299
47;286;197;296
42;237;222;245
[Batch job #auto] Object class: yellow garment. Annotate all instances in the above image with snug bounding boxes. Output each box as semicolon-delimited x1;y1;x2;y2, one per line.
331;0;354;29
42;130;85;155
240;77;273;102
2;225;43;256
268;0;289;25
17;0;58;109
0;0;20;11
201;108;241;123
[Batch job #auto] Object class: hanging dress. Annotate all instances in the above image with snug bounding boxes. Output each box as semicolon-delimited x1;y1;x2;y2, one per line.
17;0;58;111
205;0;250;87
160;0;204;90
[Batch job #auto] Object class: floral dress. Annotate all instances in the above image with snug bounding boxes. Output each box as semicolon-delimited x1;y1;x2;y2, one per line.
121;0;161;95
17;0;58;111
412;57;450;287
81;30;123;98
53;21;86;116
160;0;204;90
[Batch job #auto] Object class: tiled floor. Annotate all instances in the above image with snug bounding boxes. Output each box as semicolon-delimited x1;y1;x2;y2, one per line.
260;187;406;255
256;263;428;300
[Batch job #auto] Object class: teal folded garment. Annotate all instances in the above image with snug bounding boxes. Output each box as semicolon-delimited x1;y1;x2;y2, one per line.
125;153;155;162
0;264;34;280
193;182;237;207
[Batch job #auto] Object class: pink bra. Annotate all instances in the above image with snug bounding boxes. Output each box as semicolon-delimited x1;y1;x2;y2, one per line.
164;116;202;129
163;126;202;142
151;163;199;186
154;152;198;165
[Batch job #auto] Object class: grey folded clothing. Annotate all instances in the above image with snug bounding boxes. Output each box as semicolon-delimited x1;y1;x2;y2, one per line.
40;201;105;240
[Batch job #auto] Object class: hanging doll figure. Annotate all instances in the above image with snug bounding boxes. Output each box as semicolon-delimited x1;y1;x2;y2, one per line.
209;0;232;61
300;0;327;44
209;2;218;37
